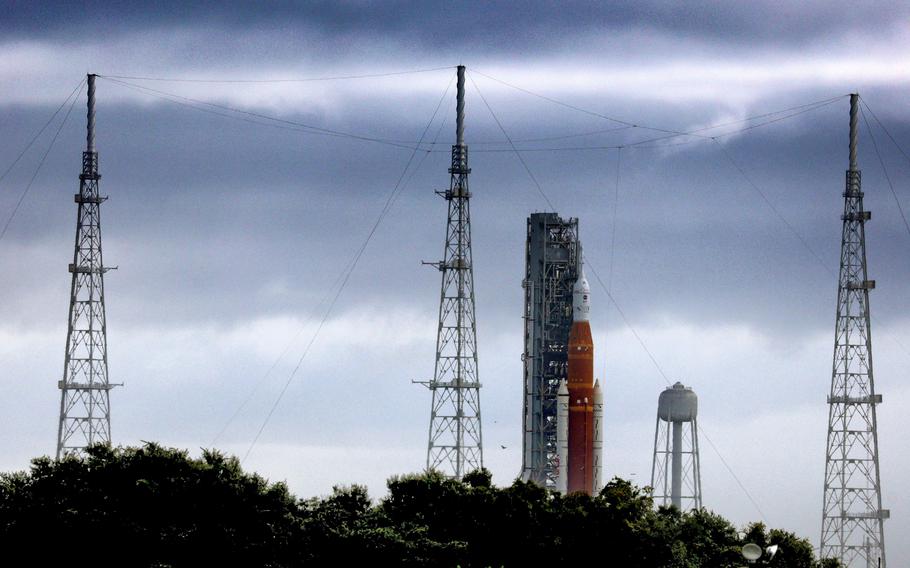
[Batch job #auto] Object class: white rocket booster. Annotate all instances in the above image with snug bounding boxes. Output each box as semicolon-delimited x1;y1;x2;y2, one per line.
556;379;569;494
593;378;603;494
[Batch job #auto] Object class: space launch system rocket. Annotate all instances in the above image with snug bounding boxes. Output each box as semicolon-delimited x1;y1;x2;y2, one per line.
556;262;603;495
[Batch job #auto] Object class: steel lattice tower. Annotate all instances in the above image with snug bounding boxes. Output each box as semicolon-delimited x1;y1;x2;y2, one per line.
56;74;118;458
821;94;888;567
421;65;483;477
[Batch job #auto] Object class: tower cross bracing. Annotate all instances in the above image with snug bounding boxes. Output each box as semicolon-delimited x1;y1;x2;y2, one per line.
56;74;118;458
423;65;483;477
820;94;888;568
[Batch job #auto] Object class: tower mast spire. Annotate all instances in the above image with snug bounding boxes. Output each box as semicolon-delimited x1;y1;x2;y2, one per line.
820;94;888;567
56;74;118;458
422;65;483;477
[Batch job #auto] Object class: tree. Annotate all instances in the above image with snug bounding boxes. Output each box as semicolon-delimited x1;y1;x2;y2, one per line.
0;445;836;568
0;444;301;567
741;522;842;568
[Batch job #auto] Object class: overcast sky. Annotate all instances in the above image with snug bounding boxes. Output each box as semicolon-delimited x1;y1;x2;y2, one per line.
1;1;909;563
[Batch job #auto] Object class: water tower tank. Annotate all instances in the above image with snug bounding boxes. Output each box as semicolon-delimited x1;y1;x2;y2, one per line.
658;382;698;422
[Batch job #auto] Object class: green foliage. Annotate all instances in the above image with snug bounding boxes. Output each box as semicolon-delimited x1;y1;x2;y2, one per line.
741;522;842;568
0;445;834;567
0;444;300;566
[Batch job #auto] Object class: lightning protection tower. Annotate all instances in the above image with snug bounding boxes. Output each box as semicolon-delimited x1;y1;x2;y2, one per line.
56;74;118;458
820;94;888;568
650;382;702;510
520;213;580;489
420;65;483;477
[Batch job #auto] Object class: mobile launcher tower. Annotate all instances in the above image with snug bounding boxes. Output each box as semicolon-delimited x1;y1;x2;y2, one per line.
520;213;579;489
520;213;602;494
650;382;702;510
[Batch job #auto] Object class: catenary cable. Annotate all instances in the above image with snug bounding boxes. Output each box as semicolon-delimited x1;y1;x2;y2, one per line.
0;82;85;244
211;84;453;449
101;66;455;83
860;98;910;168
714;131;910;362
0;79;86;188
441;96;844;154
100;74;844;156
587;249;771;523
607;147;622;293
468;75;555;209
101;77;421;151
712;138;831;271
472;69;843;144
240;72;456;463
470;68;690;136
471;69;769;521
860;104;910;241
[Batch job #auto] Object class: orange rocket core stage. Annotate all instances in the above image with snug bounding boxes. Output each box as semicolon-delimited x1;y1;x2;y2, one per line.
555;261;601;496
567;318;595;494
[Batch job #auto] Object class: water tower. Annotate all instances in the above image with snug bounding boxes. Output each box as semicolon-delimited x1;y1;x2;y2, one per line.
650;382;702;510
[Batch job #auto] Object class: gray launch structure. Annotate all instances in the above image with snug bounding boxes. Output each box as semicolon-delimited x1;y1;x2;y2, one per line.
520;212;580;489
650;382;702;510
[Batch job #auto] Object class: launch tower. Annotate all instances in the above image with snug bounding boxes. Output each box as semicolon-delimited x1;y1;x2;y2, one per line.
820;94;888;567
520;213;580;489
650;382;702;510
56;74;118;458
421;65;483;477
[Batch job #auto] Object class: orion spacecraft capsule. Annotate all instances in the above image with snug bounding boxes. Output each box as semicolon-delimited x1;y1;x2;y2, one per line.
556;263;603;495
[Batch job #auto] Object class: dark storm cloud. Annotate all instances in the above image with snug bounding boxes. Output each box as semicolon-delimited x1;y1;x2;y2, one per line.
4;1;908;53
3;85;908;338
2;7;910;560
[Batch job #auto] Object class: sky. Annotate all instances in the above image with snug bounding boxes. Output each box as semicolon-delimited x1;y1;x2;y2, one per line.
1;0;909;563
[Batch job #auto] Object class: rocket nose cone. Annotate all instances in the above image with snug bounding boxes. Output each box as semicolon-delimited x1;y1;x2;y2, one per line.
573;267;591;321
572;267;590;295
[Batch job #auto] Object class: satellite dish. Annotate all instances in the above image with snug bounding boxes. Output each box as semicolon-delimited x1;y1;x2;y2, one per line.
742;543;762;561
766;544;779;559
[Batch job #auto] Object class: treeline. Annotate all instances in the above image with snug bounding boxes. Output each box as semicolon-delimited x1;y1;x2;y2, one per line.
0;444;838;567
